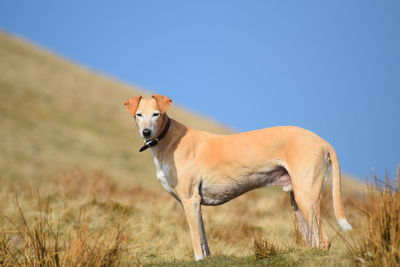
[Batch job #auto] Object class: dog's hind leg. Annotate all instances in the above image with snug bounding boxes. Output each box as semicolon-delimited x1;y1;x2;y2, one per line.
290;163;330;249
290;190;329;248
290;191;309;243
181;193;210;261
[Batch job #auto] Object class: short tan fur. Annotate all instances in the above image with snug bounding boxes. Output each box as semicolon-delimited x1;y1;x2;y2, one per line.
124;94;351;261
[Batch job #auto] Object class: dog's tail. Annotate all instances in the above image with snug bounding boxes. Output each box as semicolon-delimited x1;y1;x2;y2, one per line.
327;145;352;231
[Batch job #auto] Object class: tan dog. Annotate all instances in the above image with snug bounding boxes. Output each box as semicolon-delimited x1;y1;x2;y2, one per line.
124;94;352;261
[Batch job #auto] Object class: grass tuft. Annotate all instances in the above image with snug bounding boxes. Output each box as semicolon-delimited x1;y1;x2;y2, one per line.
291;212;308;247
253;236;279;259
346;170;400;266
0;195;135;267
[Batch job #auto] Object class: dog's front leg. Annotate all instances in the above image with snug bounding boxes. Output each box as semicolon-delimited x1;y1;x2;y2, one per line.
181;195;210;261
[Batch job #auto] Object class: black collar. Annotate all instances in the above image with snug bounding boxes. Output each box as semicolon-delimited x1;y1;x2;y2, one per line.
139;116;171;152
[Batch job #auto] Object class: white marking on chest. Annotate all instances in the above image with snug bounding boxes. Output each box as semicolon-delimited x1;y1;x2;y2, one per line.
153;157;174;194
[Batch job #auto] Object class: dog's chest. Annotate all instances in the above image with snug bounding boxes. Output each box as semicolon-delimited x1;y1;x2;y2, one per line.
153;158;174;194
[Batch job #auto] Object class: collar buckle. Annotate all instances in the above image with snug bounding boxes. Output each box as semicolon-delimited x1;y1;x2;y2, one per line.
146;139;159;147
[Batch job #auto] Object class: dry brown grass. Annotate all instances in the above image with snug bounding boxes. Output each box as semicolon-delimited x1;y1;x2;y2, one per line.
0;172;140;266
1;204;131;267
253;236;280;259
0;32;387;266
291;212;308;247
0;168;361;265
344;171;400;266
0;31;230;188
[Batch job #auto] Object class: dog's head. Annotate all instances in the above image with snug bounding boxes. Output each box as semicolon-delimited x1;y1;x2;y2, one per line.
124;94;172;140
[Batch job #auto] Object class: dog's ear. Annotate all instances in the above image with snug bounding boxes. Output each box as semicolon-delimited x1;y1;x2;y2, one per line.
152;94;172;113
124;96;142;115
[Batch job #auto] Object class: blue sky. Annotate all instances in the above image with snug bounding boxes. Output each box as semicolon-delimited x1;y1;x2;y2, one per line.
1;1;399;179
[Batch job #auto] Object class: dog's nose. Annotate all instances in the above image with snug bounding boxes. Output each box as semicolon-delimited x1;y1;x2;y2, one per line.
142;128;152;138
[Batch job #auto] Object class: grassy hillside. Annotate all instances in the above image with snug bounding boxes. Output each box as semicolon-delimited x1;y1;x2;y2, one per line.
0;32;381;266
0;31;229;187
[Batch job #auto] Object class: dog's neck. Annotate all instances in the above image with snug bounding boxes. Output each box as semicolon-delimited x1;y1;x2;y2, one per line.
150;117;188;158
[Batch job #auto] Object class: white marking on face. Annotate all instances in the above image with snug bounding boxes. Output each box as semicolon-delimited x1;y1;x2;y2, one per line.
135;109;161;139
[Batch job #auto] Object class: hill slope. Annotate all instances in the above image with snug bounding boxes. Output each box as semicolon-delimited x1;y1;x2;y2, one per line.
0;30;362;193
0;31;229;186
0;32;367;265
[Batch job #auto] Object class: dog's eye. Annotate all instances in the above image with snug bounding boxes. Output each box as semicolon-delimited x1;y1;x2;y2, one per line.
152;113;160;117
136;113;142;117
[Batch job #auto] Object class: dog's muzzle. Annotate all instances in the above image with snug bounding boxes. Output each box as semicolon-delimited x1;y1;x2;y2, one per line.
139;116;171;152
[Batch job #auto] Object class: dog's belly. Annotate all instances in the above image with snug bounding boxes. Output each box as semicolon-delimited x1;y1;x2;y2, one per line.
200;166;290;206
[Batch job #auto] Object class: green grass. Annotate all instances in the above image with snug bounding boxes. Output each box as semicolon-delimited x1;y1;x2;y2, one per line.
148;248;352;267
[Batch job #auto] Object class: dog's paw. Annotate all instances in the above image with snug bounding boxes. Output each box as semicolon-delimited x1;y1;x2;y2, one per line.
338;219;352;231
